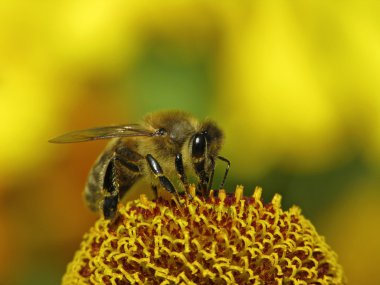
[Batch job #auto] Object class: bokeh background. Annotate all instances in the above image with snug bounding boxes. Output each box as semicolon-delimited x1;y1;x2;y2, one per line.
1;1;379;284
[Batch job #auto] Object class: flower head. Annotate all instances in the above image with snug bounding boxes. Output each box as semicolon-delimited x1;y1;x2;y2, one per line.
62;186;345;284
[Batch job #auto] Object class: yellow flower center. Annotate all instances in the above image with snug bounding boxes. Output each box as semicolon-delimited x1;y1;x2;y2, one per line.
62;186;345;284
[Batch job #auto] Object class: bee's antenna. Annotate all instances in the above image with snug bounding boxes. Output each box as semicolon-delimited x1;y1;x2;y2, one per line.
217;156;230;189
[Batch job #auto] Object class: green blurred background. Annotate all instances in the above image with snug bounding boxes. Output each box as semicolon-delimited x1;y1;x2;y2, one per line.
1;1;379;284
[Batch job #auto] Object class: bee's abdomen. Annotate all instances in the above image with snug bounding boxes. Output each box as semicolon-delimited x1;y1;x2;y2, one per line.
84;139;144;213
84;151;110;212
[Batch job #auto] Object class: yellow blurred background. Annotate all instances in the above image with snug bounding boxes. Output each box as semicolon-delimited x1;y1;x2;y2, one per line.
1;1;379;284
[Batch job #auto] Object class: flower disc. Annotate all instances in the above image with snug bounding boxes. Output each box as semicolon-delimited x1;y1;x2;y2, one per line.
62;186;345;285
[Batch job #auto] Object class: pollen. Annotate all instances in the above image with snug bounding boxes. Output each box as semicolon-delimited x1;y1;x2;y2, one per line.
62;186;346;284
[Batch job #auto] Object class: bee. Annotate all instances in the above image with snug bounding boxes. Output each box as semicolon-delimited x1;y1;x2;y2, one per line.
49;110;230;220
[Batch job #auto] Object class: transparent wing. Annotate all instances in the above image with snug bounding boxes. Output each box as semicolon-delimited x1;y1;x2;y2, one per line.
49;124;155;143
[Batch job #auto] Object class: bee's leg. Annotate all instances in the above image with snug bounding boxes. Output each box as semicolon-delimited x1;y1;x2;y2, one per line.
175;153;192;199
207;157;216;193
192;158;208;196
146;154;180;202
151;185;158;199
193;166;207;196
217;156;231;189
102;156;120;219
211;156;230;197
196;173;209;197
193;160;209;197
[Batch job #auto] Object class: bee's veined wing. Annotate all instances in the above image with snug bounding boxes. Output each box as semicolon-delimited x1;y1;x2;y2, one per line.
49;124;156;143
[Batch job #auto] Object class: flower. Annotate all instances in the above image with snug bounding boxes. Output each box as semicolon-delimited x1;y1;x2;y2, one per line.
62;186;345;284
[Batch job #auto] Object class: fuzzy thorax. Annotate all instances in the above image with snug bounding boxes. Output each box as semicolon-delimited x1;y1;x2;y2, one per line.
62;186;345;285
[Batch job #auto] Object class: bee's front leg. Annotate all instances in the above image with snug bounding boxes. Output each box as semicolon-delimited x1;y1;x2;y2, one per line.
146;154;180;201
175;153;193;199
102;155;120;219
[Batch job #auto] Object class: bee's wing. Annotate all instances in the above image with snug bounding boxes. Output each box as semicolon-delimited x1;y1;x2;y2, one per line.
49;124;156;143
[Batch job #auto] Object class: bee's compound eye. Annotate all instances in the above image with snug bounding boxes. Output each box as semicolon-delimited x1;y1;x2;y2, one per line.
192;133;206;158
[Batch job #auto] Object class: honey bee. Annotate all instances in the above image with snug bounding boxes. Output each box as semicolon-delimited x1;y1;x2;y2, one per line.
49;110;230;220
